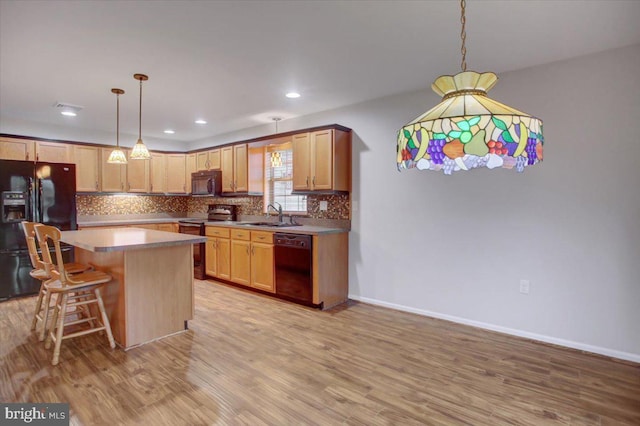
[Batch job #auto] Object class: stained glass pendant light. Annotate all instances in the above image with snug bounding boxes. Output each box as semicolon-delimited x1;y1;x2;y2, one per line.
130;73;151;160
397;0;543;174
107;88;127;164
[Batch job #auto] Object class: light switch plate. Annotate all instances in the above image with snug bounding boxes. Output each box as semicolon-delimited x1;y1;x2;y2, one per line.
319;201;328;211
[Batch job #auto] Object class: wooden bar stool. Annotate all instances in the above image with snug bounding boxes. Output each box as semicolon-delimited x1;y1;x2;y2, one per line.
35;224;116;365
21;221;91;341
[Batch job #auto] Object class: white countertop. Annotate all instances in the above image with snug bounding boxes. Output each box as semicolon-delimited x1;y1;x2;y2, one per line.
61;227;207;252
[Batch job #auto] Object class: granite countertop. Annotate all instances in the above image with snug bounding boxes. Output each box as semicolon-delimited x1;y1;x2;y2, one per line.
61;228;207;252
204;221;348;235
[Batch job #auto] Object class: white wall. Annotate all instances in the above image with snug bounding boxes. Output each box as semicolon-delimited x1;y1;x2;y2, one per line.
193;44;640;361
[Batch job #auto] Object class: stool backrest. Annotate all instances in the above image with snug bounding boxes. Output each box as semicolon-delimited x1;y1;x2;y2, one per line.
34;224;69;287
21;221;46;271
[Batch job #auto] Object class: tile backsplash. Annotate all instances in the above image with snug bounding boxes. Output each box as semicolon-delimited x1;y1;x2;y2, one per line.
77;193;350;220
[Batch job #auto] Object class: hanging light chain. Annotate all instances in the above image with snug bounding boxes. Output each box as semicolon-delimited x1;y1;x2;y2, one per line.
460;0;467;72
116;91;120;148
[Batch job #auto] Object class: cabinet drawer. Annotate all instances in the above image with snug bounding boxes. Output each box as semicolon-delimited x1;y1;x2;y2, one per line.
251;231;273;243
206;227;230;238
230;229;250;241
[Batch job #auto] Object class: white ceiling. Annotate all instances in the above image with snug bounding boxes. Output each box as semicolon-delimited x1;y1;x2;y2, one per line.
1;0;640;146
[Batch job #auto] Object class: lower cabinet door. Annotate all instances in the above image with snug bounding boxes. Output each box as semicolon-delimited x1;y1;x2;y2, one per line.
205;238;217;277
230;240;250;286
251;242;274;293
217;238;231;281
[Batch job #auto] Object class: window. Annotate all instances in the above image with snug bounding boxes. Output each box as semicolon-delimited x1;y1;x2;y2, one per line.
264;144;307;213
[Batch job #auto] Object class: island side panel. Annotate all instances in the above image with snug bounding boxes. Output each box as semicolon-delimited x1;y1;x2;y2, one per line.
123;244;194;347
73;248;127;347
313;233;349;309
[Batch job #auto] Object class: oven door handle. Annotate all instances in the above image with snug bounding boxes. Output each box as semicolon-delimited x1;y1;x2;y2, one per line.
206;178;213;194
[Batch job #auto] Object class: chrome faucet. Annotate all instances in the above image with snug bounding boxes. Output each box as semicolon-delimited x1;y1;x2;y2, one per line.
267;202;283;223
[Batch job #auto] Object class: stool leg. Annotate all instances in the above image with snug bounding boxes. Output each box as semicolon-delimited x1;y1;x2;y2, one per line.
39;290;53;342
31;283;45;331
51;293;68;366
95;288;115;349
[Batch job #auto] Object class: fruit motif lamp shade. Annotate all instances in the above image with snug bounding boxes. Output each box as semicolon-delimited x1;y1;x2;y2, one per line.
396;1;543;174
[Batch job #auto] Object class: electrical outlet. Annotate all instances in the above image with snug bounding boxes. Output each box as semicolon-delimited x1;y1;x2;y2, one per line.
319;201;328;211
519;279;530;294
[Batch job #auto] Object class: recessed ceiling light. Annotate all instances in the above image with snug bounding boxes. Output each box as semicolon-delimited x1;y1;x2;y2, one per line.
54;102;82;117
164;130;175;134
60;110;77;117
285;92;300;99
194;119;207;124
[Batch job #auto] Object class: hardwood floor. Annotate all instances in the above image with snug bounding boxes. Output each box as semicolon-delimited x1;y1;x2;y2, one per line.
1;279;639;425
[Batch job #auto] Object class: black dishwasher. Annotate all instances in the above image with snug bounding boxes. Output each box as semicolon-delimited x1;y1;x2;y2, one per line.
274;233;313;304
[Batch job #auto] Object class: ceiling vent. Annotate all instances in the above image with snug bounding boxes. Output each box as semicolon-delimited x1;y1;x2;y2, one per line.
53;102;83;116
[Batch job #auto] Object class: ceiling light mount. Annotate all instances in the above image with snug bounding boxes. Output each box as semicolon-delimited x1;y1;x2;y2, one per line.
396;0;544;174
272;117;282;134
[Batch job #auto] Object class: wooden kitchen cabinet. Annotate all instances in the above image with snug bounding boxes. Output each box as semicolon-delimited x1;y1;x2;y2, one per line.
127;149;150;193
196;149;221;171
150;152;166;193
186;153;197;194
157;223;178;233
292;129;351;192
205;226;231;281
221;144;263;194
35;141;71;163
100;148;127;192
0;137;35;161
230;229;251;286
74;145;100;192
250;231;274;293
166;154;187;193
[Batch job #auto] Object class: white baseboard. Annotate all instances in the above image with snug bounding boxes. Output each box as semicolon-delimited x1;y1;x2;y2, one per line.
348;294;640;364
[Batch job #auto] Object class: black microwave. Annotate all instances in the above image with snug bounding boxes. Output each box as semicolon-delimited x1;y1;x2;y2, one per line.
191;170;222;196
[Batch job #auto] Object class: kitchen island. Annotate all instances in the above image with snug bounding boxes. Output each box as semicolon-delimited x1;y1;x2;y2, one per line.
60;227;206;349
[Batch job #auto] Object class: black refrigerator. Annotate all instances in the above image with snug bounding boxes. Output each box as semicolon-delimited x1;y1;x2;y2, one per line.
0;159;77;300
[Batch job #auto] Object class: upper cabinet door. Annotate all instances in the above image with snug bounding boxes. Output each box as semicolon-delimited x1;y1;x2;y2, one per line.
166;154;187;193
74;145;100;192
196;151;209;171
0;137;35;161
186;153;197;194
35;141;71;163
221;146;234;193
100;148;127;192
208;149;221;170
150;153;167;193
310;130;334;191
233;144;248;193
292;133;311;191
127;150;150;193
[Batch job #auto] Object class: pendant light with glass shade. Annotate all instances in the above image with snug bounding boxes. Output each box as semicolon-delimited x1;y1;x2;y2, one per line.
397;0;544;174
129;73;151;160
107;88;128;164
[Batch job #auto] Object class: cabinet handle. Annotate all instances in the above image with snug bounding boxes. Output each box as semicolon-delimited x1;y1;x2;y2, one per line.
36;153;39;161
150;183;153;191
251;246;255;255
306;176;309;187
121;182;124;190
26;152;29;161
246;246;249;255
128;182;131;191
312;176;316;186
95;181;99;190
